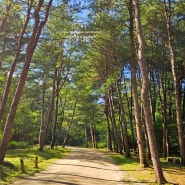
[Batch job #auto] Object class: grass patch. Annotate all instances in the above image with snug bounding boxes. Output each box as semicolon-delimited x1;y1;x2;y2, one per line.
108;152;185;185
0;146;69;185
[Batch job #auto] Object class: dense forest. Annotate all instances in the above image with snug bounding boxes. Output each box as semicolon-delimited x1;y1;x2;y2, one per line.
0;0;185;184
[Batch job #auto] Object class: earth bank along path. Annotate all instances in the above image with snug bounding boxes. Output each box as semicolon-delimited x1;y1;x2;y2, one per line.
10;147;123;185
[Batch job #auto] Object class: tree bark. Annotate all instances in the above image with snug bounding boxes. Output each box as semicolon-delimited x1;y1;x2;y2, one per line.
158;72;169;159
90;122;97;149
50;89;59;149
142;111;151;160
104;98;112;151
133;0;166;183
107;88;123;154
50;70;61;149
107;116;112;151
84;122;88;148
0;2;31;123
39;68;56;151
182;87;185;121
127;0;147;167
62;98;78;148
39;82;46;147
115;79;130;157
150;70;157;124
163;0;185;165
0;0;53;165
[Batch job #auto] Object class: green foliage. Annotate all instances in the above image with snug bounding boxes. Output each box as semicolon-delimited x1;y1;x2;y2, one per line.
11;98;40;144
0;131;2;140
1;0;185;170
8;141;28;149
67;123;85;146
97;142;107;148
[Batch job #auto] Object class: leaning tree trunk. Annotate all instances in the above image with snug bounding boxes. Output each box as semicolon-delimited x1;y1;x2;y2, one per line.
128;0;147;167
133;0;166;183
163;0;185;165
0;2;31;123
0;0;53;165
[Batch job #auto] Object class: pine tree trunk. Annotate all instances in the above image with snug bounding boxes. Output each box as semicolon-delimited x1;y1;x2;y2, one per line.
108;88;123;154
133;0;166;183
158;74;169;159
104;98;112;151
92;123;97;149
182;87;185;121
0;0;53;165
0;3;31;122
115;79;130;157
39;69;56;151
163;0;185;165
107;118;112;151
62;98;78;148
39;82;46;148
50;70;61;149
90;123;97;149
50;91;59;149
161;93;169;159
84;122;88;148
128;0;147;166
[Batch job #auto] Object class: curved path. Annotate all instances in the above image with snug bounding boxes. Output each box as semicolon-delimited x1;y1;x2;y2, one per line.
10;147;123;185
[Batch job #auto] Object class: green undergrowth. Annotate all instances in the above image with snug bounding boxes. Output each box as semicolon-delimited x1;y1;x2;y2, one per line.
108;152;185;185
0;146;69;185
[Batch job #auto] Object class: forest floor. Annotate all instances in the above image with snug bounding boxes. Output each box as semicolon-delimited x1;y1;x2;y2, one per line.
10;147;124;185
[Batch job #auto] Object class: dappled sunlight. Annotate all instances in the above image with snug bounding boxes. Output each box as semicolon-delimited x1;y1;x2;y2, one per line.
11;147;123;185
109;152;185;185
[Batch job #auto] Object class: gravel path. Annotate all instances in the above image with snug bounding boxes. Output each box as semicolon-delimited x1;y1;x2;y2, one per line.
10;147;123;185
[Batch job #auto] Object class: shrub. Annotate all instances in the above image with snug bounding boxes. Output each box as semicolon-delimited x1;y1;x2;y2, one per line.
8;141;28;149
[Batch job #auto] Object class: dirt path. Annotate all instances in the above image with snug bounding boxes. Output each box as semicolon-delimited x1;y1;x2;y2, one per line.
10;147;123;185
